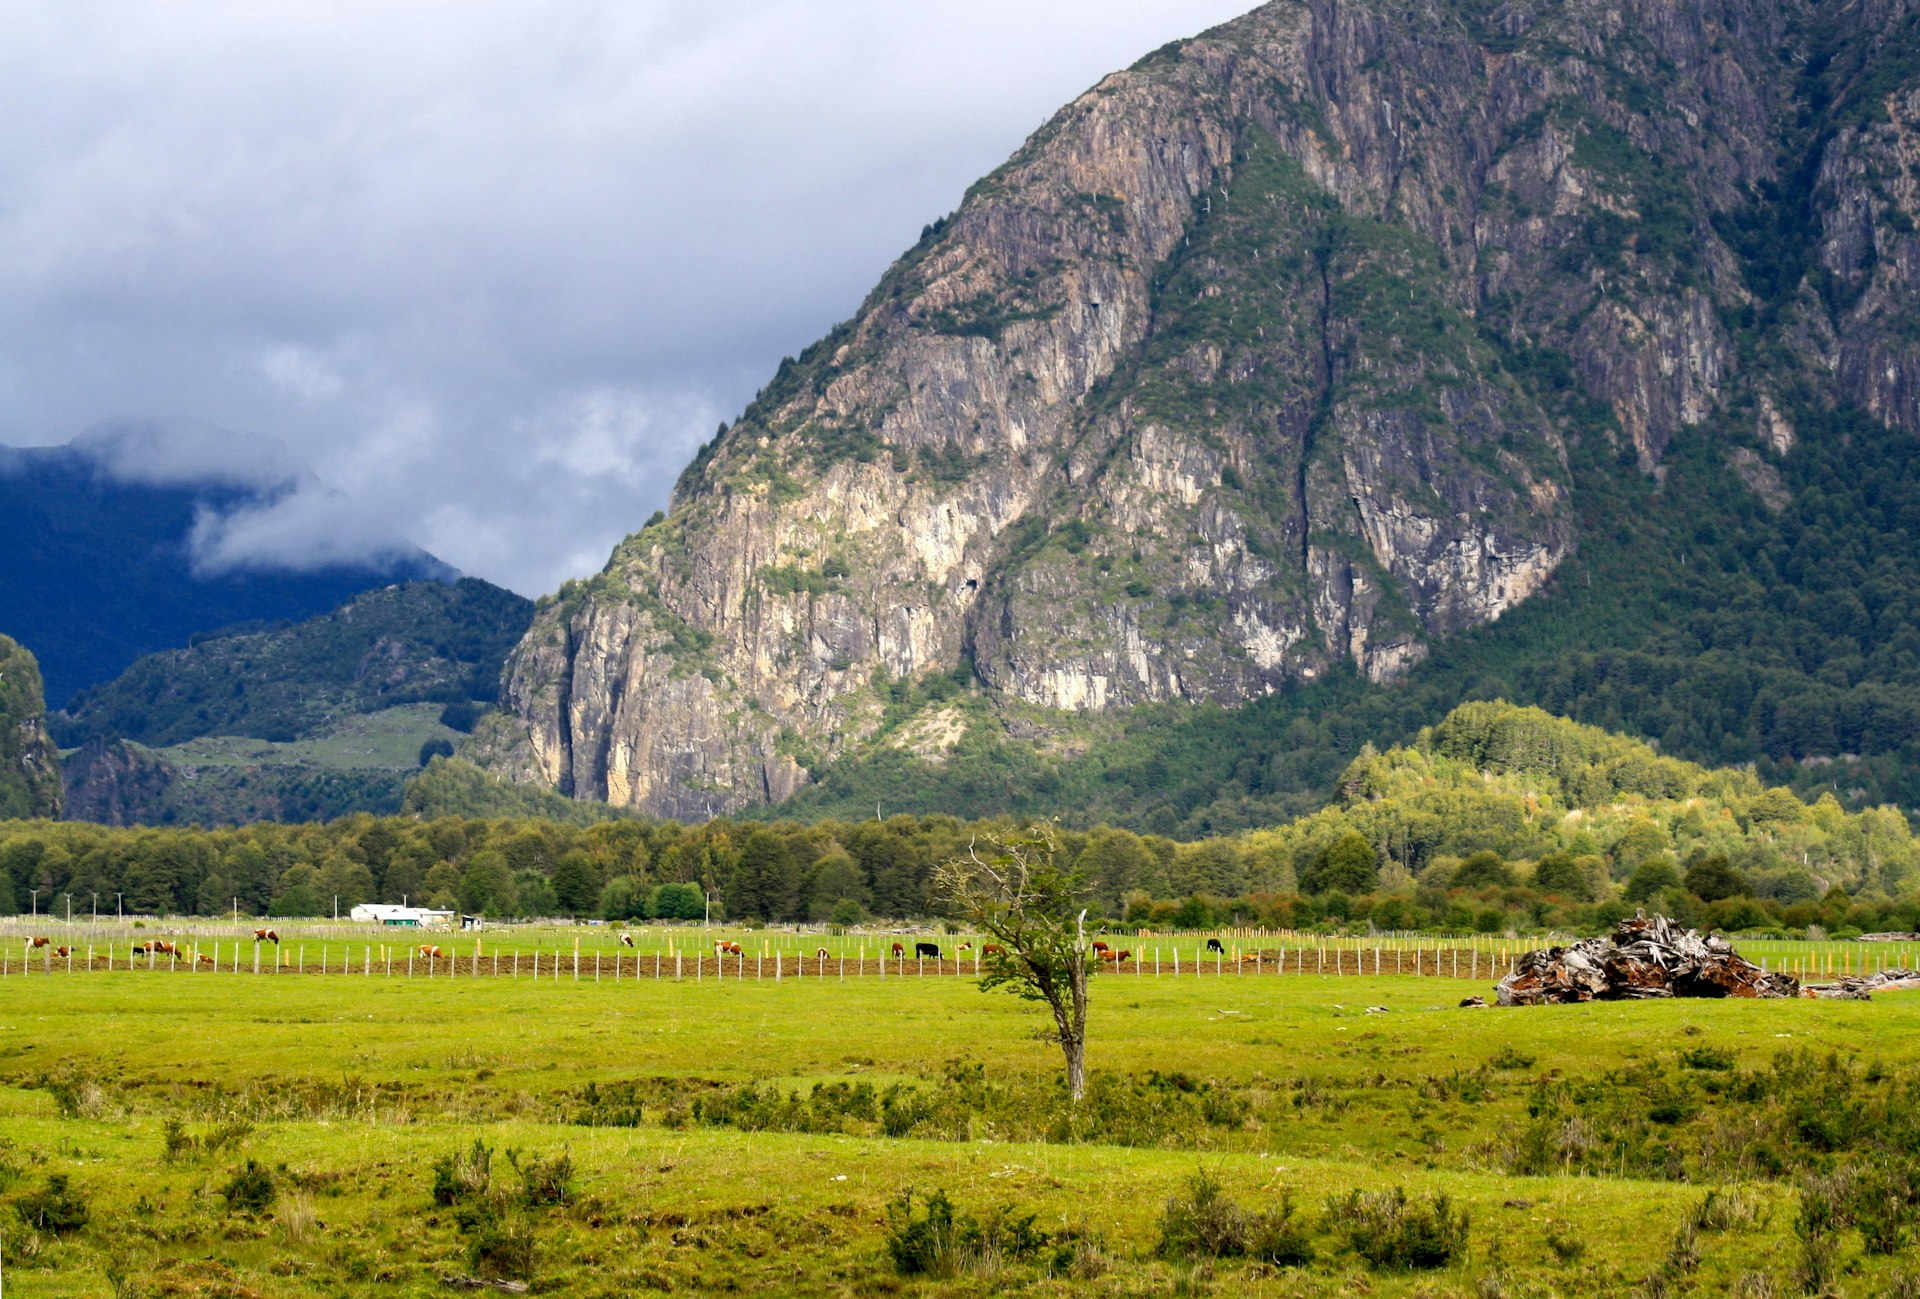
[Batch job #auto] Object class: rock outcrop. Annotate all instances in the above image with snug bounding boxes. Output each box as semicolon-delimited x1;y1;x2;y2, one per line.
0;635;62;819
477;0;1920;818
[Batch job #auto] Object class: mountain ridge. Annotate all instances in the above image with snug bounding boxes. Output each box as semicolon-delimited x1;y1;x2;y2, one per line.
471;0;1920;823
0;435;455;707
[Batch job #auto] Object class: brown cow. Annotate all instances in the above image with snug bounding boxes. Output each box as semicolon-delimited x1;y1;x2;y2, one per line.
1091;940;1111;954
957;942;973;952
196;954;215;967
982;944;1006;957
418;944;445;959
890;942;905;957
53;945;71;958
28;936;49;949
1116;950;1132;964
153;941;180;957
619;933;635;947
254;928;279;945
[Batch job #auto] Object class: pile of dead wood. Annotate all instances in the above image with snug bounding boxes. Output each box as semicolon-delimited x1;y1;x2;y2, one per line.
1494;913;1799;1006
1803;968;1920;1000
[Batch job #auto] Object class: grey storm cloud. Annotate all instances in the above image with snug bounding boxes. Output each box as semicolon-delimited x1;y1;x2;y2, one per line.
0;0;1259;596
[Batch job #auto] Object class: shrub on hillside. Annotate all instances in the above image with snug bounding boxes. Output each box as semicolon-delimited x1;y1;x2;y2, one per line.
14;1173;90;1234
1328;1187;1469;1269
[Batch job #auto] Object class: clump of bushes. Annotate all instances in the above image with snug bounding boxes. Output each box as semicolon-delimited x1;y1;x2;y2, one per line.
428;1140;576;1284
163;1116;253;1161
507;1148;574;1207
432;1138;494;1206
1328;1186;1470;1269
1155;1167;1314;1266
14;1172;90;1234
883;1188;1049;1278
221;1159;277;1215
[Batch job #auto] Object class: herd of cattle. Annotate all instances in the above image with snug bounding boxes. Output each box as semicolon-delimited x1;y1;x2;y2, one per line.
26;931;1240;966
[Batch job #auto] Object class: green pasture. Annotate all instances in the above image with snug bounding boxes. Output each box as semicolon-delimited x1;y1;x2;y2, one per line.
2;966;1920;1295
5;920;1919;1000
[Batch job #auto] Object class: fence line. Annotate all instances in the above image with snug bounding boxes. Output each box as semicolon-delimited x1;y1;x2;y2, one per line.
4;941;1538;982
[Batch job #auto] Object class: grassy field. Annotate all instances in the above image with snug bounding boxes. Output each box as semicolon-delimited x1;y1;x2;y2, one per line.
3;958;1920;1296
150;704;460;771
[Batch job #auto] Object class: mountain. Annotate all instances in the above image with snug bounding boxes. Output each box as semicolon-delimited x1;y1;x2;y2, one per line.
473;0;1920;826
0;432;454;708
0;636;61;820
56;580;533;826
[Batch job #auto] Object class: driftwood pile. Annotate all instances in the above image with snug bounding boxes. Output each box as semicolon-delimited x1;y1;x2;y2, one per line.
1495;914;1799;1006
1803;969;1920;1000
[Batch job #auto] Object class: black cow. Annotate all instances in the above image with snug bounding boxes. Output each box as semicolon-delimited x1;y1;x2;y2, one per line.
1206;938;1226;954
915;942;941;959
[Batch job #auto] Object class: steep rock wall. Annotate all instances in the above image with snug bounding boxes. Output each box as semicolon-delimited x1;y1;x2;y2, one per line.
475;0;1919;818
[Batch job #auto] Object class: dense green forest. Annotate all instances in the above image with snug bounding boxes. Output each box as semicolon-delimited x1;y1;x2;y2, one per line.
10;704;1920;937
54;578;531;748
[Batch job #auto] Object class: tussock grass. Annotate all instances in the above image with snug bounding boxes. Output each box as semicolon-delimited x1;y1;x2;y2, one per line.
2;970;1917;1294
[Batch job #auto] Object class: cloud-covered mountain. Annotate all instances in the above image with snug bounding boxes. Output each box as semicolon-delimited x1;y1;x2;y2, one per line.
1;423;454;707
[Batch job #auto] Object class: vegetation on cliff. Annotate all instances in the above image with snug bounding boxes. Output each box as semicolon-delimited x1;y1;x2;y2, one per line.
0;635;61;820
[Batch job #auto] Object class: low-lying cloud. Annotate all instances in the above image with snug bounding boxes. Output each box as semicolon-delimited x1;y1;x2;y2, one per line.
0;0;1258;595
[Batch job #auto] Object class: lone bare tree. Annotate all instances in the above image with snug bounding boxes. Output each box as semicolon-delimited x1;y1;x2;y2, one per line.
935;826;1093;1101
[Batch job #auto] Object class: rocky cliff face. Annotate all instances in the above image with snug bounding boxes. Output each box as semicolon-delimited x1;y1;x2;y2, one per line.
0;635;62;819
476;0;1920;818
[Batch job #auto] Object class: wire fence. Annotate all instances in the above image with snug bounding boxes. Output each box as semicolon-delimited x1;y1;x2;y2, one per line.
2;919;1905;986
1;939;1526;981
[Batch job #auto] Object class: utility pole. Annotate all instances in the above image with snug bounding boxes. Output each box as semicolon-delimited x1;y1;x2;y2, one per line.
116;892;123;920
64;894;71;923
704;892;712;929
91;893;97;924
28;889;37;919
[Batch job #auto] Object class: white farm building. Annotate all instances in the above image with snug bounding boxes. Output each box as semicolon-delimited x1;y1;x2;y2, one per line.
347;904;457;928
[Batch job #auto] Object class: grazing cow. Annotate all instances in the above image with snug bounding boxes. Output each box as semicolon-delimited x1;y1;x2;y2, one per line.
1091;940;1111;954
1097;948;1119;963
254;928;279;945
53;946;71;958
619;933;635;947
418;944;445;960
1240;952;1260;964
153;941;180;957
714;940;742;957
196;954;215;967
982;944;1006;957
1116;950;1132;964
957;942;973;952
816;947;831;959
890;942;905;957
1206;938;1226;955
28;936;49;949
130;945;149;958
914;942;940;960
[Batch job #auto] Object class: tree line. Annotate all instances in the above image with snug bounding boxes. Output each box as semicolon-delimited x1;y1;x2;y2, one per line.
5;703;1917;937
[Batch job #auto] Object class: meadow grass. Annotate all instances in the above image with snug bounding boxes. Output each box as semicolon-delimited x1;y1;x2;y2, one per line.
2;968;1918;1294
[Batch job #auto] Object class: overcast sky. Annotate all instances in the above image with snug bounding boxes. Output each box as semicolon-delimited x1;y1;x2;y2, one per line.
0;0;1257;596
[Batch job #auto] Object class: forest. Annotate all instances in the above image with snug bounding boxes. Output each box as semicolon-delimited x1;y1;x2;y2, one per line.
6;702;1919;939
